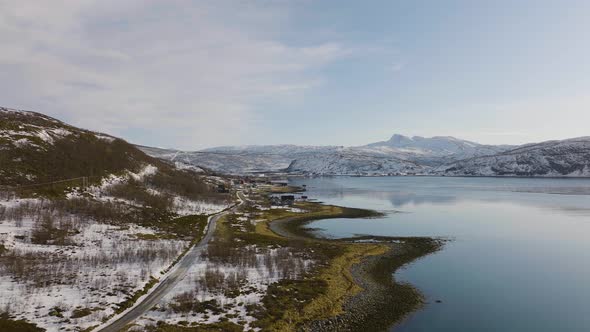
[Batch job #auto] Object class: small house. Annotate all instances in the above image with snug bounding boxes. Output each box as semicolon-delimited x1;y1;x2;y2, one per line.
280;195;295;205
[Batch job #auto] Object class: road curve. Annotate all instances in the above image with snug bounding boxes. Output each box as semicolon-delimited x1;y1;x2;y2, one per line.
97;192;244;332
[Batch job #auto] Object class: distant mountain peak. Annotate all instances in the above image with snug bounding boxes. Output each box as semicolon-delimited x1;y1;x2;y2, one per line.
387;134;413;144
371;134;474;149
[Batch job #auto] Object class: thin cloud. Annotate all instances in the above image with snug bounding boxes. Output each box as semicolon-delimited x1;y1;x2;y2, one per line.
0;1;350;149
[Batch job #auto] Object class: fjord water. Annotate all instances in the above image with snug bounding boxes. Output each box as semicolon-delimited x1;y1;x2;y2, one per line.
289;177;590;332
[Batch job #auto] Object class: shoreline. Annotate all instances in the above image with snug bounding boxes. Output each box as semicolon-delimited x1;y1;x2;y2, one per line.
285;173;590;179
266;202;443;331
314;238;443;332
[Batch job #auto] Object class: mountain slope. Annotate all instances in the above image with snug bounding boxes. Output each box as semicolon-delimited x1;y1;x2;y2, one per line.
0;107;159;186
439;137;590;177
0;108;228;202
142;135;511;175
141;144;425;175
286;149;426;175
140;134;590;178
0;107;230;331
139;146;294;174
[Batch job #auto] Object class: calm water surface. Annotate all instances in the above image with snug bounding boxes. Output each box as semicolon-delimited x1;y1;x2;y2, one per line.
289;176;590;332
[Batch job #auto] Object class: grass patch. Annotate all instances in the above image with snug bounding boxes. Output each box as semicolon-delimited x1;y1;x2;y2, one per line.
48;306;65;318
169;296;222;315
249;278;328;330
251;243;389;331
163;215;208;239
324;236;444;332
143;321;243;332
0;312;44;332
136;213;208;241
301;244;388;317
71;307;101;319
114;276;159;314
269;185;304;193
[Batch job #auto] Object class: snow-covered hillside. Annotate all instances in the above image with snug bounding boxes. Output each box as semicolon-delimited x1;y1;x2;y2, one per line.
0;107;116;151
438;137;590;177
202;144;341;155
140;134;590;178
141;134;511;175
0;107;233;331
139;146;294;174
286;148;426;175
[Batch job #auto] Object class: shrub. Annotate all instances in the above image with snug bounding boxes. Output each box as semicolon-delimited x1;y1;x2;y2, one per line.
70;308;93;319
48;306;65;318
0;312;44;332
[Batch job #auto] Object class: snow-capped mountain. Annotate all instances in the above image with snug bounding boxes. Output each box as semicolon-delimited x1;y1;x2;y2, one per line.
141;135;511;175
140;144;347;174
140;134;590;178
364;134;511;166
438;137;590;177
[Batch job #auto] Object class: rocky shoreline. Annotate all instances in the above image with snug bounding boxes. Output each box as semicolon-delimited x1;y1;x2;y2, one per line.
304;238;442;332
267;204;444;332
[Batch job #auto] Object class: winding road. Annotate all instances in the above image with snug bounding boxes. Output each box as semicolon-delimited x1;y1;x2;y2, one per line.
97;191;245;332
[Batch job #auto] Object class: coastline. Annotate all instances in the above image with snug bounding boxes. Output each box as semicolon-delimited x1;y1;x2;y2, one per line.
265;201;443;331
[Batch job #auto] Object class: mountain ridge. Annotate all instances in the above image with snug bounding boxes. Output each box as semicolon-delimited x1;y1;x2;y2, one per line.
2;107;587;178
141;134;590;177
438;136;590;177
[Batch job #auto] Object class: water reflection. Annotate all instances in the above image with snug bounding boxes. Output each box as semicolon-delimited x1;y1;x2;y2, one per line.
290;177;590;332
296;177;590;217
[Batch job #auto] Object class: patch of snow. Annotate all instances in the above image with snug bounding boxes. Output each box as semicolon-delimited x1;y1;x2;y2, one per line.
0;199;188;332
94;133;115;142
173;197;229;216
130;164;158;181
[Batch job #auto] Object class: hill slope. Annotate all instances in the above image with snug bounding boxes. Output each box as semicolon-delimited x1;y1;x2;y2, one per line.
439;137;590;177
0;107;158;186
0;107;227;202
0;107;231;331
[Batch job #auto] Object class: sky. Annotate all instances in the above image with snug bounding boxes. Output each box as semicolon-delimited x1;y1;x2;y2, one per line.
1;0;589;150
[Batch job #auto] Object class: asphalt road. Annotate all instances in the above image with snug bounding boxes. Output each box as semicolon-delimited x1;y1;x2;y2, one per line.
97;192;244;332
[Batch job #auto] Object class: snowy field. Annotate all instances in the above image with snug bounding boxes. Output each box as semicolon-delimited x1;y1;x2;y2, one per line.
0;166;230;331
0;198;188;331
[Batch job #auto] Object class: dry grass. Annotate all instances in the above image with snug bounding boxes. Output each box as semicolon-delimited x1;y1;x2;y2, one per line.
303;244;388;317
263;243;388;331
269;186;304;194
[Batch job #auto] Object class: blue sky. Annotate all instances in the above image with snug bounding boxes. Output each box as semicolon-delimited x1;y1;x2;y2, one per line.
1;1;589;149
